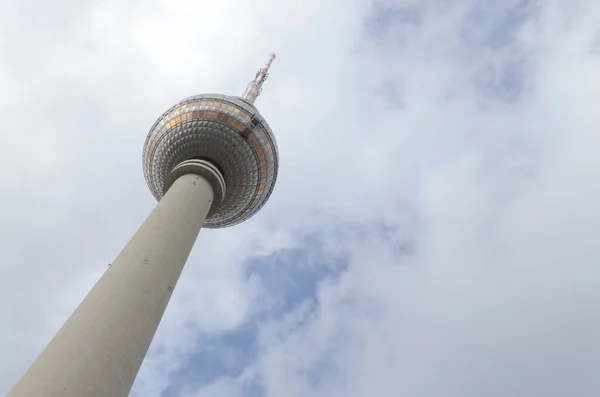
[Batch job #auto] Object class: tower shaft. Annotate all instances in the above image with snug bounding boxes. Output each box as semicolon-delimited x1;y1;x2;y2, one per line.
7;172;215;397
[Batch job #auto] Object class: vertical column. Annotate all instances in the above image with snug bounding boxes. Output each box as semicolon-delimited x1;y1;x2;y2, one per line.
7;172;214;397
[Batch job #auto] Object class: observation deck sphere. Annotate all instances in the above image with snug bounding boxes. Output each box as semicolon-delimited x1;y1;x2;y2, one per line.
142;94;279;228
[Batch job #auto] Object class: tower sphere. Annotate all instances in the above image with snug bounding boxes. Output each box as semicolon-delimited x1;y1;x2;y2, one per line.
142;93;279;228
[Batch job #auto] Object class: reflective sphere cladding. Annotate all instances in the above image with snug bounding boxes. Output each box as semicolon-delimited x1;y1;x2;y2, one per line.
143;94;279;228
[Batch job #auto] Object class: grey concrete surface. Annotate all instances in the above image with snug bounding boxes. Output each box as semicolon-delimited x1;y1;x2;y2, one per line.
7;172;214;397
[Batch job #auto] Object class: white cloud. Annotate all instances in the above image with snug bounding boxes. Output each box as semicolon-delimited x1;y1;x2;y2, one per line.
2;0;600;397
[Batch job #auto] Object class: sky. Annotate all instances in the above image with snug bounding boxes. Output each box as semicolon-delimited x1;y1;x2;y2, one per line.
1;0;600;396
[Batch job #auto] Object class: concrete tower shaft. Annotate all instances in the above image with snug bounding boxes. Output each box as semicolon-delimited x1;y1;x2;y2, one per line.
7;161;223;397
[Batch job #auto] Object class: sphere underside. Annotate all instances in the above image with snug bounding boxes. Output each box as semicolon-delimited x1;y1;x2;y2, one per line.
143;94;278;228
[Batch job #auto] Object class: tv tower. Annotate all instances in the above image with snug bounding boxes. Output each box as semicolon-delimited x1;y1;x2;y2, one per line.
7;53;279;397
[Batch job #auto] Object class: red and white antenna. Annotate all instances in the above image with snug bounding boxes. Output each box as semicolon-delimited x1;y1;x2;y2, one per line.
242;52;277;104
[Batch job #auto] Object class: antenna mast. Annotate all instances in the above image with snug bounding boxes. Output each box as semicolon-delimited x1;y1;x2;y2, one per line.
242;52;276;104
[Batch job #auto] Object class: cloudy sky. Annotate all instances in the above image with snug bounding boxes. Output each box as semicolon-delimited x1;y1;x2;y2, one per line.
2;0;600;396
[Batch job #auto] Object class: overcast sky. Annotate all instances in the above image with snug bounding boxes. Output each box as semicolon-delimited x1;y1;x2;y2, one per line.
2;0;600;396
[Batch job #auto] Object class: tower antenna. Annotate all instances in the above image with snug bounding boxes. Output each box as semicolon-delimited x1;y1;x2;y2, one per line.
242;52;277;104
